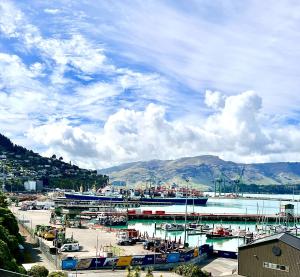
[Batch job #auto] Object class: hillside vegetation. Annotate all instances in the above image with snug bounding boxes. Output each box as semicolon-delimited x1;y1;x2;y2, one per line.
0;193;26;274
100;155;300;193
0;133;109;191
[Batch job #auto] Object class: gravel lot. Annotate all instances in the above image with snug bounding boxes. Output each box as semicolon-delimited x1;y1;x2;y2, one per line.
11;207;151;258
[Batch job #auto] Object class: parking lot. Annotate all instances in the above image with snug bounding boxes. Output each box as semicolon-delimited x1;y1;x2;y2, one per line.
12;207;152;258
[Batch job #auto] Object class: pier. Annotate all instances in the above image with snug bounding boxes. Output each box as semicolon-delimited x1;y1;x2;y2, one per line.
79;210;298;222
127;211;297;222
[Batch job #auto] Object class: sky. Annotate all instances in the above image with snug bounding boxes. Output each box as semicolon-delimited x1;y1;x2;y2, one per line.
1;0;300;169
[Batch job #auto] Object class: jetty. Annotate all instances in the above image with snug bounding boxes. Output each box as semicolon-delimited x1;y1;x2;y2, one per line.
77;209;298;222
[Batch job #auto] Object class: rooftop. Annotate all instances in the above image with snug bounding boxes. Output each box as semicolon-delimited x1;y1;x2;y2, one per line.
239;232;300;251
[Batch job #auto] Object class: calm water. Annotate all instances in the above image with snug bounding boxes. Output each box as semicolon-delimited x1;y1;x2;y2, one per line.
124;196;300;252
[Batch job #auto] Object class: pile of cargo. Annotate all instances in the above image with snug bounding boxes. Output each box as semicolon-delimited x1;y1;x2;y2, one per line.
34;225;63;240
34;225;80;253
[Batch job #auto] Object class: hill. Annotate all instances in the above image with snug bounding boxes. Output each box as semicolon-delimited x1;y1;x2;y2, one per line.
0;133;108;191
99;155;300;193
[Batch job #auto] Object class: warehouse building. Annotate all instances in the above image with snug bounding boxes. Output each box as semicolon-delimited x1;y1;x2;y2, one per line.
238;232;300;277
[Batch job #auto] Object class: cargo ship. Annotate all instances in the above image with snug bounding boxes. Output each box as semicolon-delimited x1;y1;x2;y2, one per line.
64;186;208;206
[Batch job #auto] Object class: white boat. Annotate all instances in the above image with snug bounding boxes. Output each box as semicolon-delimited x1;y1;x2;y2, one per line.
161;223;184;231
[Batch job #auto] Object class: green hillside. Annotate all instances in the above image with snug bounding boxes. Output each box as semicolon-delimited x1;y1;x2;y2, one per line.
0;133;108;191
100;155;300;193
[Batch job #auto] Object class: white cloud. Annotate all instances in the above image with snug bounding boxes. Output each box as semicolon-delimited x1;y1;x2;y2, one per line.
44;8;60;15
27;91;300;169
2;0;300;169
68;0;300;115
0;0;23;37
204;90;225;110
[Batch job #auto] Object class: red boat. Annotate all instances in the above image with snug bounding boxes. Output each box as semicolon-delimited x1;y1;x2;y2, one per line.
206;227;233;239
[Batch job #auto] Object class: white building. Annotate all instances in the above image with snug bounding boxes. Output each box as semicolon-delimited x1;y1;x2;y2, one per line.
24;180;43;191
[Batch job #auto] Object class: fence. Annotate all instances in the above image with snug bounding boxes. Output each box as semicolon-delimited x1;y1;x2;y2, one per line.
61;244;213;270
213;250;238;259
17;216;62;269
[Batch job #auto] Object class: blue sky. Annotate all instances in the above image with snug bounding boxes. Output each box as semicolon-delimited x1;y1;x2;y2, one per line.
1;0;300;169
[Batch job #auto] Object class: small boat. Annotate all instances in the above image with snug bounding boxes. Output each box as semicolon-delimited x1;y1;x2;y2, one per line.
188;223;211;232
92;214;128;226
161;223;184;231
206;227;233;239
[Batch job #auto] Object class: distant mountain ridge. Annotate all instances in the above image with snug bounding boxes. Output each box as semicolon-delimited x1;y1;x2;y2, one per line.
99;155;300;190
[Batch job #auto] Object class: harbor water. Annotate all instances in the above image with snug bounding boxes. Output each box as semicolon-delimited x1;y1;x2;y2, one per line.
122;195;300;252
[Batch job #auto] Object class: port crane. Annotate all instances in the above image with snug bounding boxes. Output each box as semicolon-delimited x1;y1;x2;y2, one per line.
213;166;245;197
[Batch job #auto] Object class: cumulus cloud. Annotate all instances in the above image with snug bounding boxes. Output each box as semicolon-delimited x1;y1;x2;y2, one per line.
27;91;300;169
204;90;225;110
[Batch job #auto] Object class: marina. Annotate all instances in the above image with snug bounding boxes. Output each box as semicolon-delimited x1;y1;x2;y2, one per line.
14;193;300;254
8;189;300;277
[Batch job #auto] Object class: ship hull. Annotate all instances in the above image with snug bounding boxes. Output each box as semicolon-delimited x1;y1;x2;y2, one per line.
140;197;207;205
64;193;208;205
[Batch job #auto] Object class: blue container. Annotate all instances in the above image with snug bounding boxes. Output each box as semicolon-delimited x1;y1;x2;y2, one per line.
62;258;77;270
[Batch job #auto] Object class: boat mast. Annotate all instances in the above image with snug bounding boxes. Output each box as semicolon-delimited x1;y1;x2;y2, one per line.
183;177;189;248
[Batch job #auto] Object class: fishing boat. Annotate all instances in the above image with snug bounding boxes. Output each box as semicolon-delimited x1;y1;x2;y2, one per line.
161;223;184;231
89;214;127;227
206;227;233;239
232;228;253;238
188;222;211;231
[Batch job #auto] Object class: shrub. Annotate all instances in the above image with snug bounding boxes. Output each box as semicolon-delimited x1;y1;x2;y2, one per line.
174;264;210;277
28;265;49;277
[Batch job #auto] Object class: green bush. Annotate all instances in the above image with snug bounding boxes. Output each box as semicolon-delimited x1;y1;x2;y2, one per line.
28;265;49;277
175;264;210;277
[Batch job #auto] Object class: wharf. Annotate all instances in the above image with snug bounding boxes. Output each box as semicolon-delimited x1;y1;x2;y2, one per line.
127;212;297;222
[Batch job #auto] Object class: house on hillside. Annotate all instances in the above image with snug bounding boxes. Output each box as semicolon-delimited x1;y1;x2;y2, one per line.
238;233;300;277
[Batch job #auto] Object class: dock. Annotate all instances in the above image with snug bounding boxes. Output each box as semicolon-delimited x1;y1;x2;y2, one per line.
127;211;296;222
79;210;297;222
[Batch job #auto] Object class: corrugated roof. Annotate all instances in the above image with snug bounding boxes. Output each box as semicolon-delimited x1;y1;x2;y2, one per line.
239;232;300;251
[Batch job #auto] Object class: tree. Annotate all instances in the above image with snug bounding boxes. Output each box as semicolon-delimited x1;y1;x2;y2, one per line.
48;271;67;277
0;192;8;208
28;265;49;277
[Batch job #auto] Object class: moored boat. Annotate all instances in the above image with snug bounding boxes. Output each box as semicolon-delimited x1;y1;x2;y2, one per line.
161;223;184;231
206;227;233;239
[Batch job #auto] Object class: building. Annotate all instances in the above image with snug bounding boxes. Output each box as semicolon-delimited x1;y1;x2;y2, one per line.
238;233;300;277
24;180;43;191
